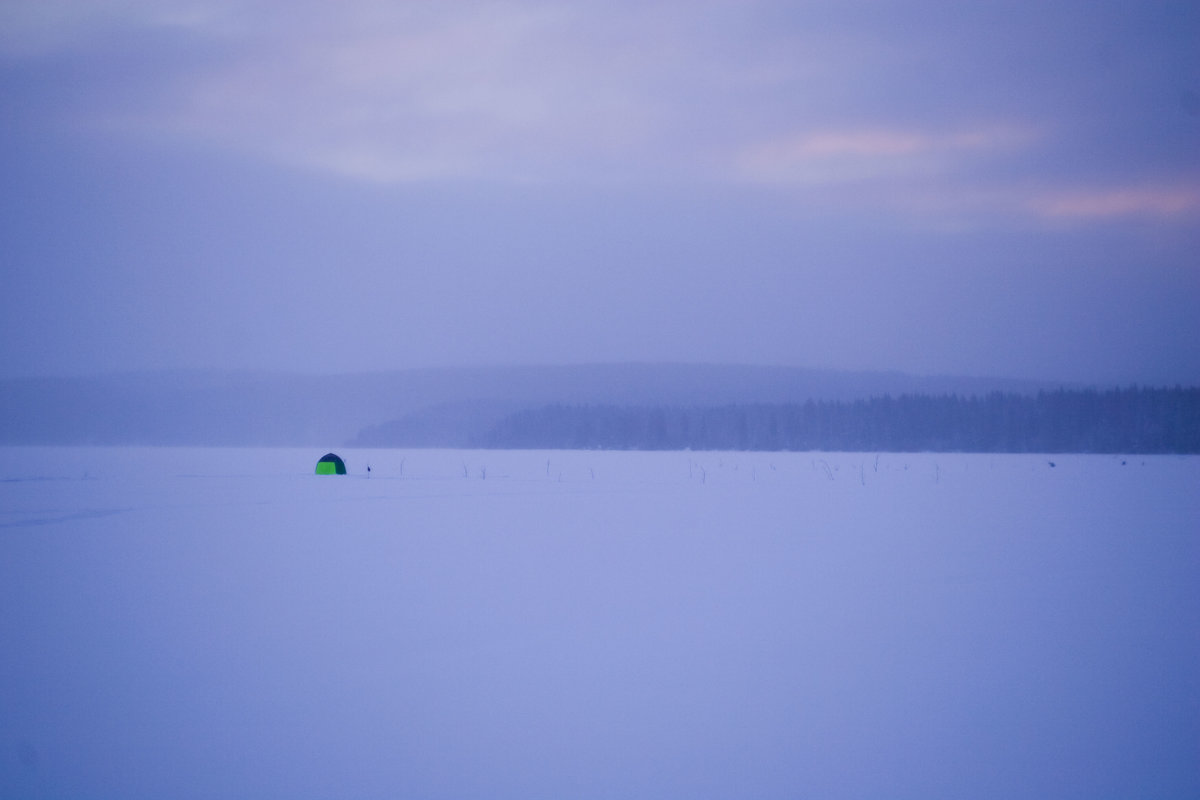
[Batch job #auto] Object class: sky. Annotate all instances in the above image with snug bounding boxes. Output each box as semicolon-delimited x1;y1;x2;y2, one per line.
1;0;1198;385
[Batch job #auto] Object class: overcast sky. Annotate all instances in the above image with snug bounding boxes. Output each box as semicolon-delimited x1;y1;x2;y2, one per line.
2;0;1197;384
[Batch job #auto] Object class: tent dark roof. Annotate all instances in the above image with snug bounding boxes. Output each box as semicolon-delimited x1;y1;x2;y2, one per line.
315;452;346;474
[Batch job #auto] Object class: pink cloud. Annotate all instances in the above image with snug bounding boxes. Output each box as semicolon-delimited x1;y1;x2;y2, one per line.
734;124;1039;184
1032;185;1200;219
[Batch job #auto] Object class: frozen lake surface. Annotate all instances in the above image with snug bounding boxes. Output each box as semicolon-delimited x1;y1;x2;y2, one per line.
2;447;1198;799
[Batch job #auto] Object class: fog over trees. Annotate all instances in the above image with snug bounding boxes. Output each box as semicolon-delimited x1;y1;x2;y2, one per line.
0;364;1060;447
480;388;1200;453
3;368;1196;452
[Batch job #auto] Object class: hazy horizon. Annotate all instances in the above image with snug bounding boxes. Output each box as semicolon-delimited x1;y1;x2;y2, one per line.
3;1;1198;385
0;358;1097;384
2;360;1191;396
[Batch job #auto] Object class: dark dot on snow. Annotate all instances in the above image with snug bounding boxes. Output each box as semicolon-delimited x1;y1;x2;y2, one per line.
1048;461;1056;468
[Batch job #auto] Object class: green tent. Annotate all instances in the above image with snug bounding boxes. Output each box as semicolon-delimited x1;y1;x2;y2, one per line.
315;452;347;475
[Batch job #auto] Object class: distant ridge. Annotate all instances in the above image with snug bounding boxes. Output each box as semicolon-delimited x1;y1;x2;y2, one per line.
0;364;1074;447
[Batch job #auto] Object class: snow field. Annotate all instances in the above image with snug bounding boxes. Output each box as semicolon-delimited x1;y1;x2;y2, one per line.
2;447;1198;799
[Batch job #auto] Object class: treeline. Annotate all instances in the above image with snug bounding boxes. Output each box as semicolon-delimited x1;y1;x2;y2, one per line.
480;387;1200;453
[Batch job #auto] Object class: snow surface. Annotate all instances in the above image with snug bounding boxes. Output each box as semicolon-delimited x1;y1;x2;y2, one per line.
2;447;1198;800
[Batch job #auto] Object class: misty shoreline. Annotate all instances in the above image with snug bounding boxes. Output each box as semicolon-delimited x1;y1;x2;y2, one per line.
2;364;1194;452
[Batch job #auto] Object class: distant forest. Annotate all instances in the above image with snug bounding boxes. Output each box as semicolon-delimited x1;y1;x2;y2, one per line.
480;387;1200;453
